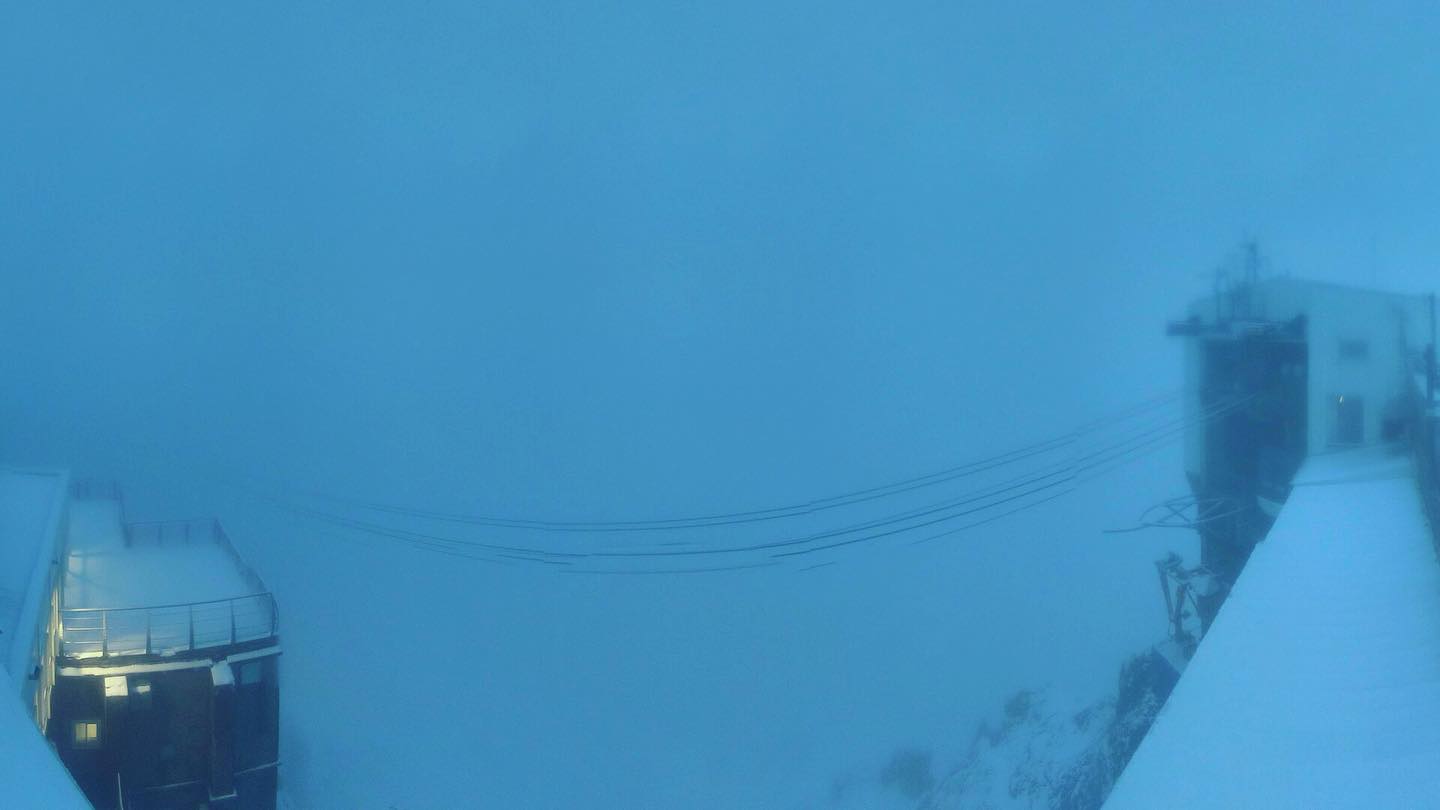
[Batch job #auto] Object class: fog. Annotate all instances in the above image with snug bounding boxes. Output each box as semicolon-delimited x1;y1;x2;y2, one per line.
3;3;1438;808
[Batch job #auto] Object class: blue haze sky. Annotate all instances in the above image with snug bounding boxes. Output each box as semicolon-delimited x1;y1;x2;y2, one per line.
3;3;1439;807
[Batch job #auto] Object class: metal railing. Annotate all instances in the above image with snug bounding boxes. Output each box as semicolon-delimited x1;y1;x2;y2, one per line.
70;478;124;504
1415;410;1440;554
124;517;273;596
59;592;278;660
124;517;225;546
54;482;281;660
1409;338;1440;555
60;517;279;660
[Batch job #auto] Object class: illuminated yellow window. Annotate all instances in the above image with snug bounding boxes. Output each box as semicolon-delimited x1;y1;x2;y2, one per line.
73;721;99;747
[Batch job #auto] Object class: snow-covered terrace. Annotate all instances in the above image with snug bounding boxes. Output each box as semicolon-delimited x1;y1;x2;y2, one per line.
1105;445;1440;808
60;493;277;661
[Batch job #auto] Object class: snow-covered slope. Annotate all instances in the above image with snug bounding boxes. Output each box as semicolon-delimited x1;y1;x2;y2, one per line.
0;469;66;681
920;688;1113;810
916;643;1180;810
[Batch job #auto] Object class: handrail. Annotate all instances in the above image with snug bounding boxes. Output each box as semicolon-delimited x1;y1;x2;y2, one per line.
1416;416;1440;549
1409;360;1440;555
61;592;272;615
58;592;278;661
124;517;224;546
57;508;279;660
120;518;272;596
70;479;123;501
125;518;218;526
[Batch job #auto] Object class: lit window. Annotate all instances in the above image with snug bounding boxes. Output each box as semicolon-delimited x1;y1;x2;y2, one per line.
73;721;99;747
103;676;127;698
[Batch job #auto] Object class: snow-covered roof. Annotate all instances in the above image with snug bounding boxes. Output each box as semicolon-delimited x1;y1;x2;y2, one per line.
1105;445;1440;808
0;469;68;683
0;469;91;808
62;499;264;610
59;496;276;659
1185;276;1431;318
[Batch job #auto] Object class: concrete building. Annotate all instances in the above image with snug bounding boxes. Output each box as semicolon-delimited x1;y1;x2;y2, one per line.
1;473;281;810
1107;275;1440;808
1167;277;1435;627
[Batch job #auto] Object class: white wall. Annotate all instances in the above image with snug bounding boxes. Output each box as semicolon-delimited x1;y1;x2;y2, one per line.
1179;280;1433;482
1291;283;1429;454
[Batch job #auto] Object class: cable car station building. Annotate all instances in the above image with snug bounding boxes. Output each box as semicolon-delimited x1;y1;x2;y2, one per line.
1167;276;1436;629
39;482;281;810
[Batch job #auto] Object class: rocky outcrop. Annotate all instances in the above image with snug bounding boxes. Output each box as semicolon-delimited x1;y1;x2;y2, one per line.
919;646;1181;810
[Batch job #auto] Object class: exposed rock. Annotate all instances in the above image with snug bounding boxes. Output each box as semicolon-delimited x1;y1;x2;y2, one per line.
881;748;936;801
919;646;1182;810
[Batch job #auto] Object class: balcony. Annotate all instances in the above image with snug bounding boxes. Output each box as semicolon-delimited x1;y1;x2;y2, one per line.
59;592;277;660
59;507;279;662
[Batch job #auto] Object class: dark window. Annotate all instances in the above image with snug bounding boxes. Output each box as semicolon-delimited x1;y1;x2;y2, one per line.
238;660;265;686
234;657;280;769
155;669;212;786
1333;394;1364;445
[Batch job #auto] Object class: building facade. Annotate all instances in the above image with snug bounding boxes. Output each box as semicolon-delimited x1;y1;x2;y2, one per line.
40;484;281;810
1169;277;1436;628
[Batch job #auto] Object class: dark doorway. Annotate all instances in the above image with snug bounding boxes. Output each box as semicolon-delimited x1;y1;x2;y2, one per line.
1333;395;1364;445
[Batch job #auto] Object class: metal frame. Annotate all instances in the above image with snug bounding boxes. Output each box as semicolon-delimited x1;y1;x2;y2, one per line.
1154;553;1221;655
1106;494;1245;534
